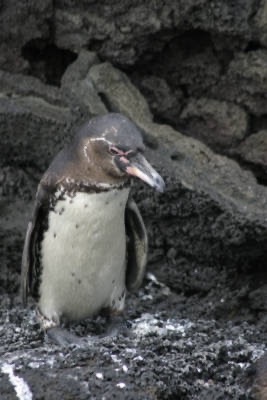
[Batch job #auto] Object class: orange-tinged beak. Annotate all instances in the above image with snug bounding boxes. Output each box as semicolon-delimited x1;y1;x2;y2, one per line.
116;152;165;192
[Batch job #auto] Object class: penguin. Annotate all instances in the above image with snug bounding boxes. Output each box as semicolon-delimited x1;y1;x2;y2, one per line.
21;113;165;345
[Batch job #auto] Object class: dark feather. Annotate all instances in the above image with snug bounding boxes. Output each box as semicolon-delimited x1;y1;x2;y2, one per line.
21;184;50;305
125;197;148;292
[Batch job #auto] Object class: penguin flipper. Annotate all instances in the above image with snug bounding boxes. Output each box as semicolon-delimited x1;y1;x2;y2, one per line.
21;184;49;306
125;197;148;292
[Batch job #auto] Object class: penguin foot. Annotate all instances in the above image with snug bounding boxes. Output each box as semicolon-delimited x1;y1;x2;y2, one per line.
46;327;87;347
45;317;132;346
105;315;132;338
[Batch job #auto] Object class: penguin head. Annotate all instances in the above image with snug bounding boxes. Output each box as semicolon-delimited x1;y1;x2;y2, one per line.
76;113;165;192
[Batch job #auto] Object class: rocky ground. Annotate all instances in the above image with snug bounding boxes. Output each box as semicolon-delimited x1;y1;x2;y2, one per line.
0;1;267;399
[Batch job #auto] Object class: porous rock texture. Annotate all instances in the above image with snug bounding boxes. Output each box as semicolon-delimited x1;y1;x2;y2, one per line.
0;1;267;399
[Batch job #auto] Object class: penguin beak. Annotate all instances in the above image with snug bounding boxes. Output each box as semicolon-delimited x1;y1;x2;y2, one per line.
115;152;165;192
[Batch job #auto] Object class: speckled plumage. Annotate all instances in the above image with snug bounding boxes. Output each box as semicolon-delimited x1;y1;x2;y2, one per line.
39;189;129;326
21;113;164;336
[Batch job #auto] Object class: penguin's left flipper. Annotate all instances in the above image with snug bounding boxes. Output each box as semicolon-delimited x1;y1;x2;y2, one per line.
21;183;50;306
125;197;148;292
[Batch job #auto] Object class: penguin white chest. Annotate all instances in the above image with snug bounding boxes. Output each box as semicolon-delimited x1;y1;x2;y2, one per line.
39;188;130;323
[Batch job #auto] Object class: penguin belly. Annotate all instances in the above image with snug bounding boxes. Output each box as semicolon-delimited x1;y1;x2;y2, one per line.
38;188;130;324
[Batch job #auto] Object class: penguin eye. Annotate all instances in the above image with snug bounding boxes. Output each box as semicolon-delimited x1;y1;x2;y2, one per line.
109;146;121;155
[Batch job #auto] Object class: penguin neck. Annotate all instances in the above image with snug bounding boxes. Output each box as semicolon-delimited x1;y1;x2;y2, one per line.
61;176;131;194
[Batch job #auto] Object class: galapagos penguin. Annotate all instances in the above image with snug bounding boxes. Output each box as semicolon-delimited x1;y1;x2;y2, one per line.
21;113;165;345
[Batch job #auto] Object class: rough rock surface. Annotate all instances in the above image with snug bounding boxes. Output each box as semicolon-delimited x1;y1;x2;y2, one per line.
179;98;248;150
1;1;267;398
0;95;71;172
212;50;267;117
0;0;52;73
53;0;254;65
235;130;267;183
2;0;267;165
138;76;183;126
0;294;265;400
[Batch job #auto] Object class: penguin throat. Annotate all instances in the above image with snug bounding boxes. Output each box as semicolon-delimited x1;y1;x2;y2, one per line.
56;178;131;197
